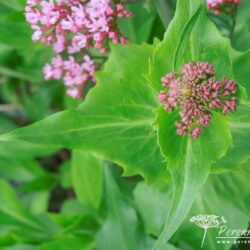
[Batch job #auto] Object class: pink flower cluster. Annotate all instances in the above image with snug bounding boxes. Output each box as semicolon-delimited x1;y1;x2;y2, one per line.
159;62;237;138
207;0;241;15
44;55;95;98
25;0;132;98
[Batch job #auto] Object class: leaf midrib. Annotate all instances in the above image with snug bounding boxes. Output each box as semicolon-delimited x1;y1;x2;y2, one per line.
7;119;155;140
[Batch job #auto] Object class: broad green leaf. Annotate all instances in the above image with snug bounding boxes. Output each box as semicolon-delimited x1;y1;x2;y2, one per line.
0;114;57;160
0;141;57;160
72;150;103;209
212;103;250;171
231;49;250;100
232;18;250;52
96;166;146;250
134;181;173;237
232;0;250;51
0;44;169;183
155;110;231;248
149;0;234;247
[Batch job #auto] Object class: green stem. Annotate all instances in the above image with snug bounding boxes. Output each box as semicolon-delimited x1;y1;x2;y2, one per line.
152;206;175;250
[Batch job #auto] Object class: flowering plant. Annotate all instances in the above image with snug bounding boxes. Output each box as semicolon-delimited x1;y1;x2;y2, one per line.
0;0;250;249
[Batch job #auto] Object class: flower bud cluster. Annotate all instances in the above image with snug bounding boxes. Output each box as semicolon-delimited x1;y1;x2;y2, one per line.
159;62;237;138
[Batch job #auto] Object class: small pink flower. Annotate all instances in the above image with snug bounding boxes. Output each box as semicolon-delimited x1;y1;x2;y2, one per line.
43;64;53;80
25;7;40;24
31;25;42;41
67;88;82;99
72;33;88;49
53;35;66;53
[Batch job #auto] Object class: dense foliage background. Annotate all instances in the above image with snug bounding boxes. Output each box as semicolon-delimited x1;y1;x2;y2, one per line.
0;0;249;249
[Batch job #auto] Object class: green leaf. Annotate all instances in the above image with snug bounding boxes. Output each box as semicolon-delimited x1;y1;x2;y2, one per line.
134;162;250;250
72;150;103;209
0;141;57;160
59;161;72;189
177;161;250;250
154;0;174;28
0;179;60;240
155;110;232;247
0;44;169;183
96;166;146;250
134;181;173;237
47;210;99;237
60;199;85;216
17;48;54;82
22;191;50;215
212;103;250;172
4;244;37;250
173;3;206;72
0;13;34;49
0;115;57;159
0;158;45;182
118;2;157;44
0;66;37;82
39;237;94;250
232;18;250;52
0;0;25;11
149;0;234;247
232;0;250;51
231;49;250;100
0;115;18;134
